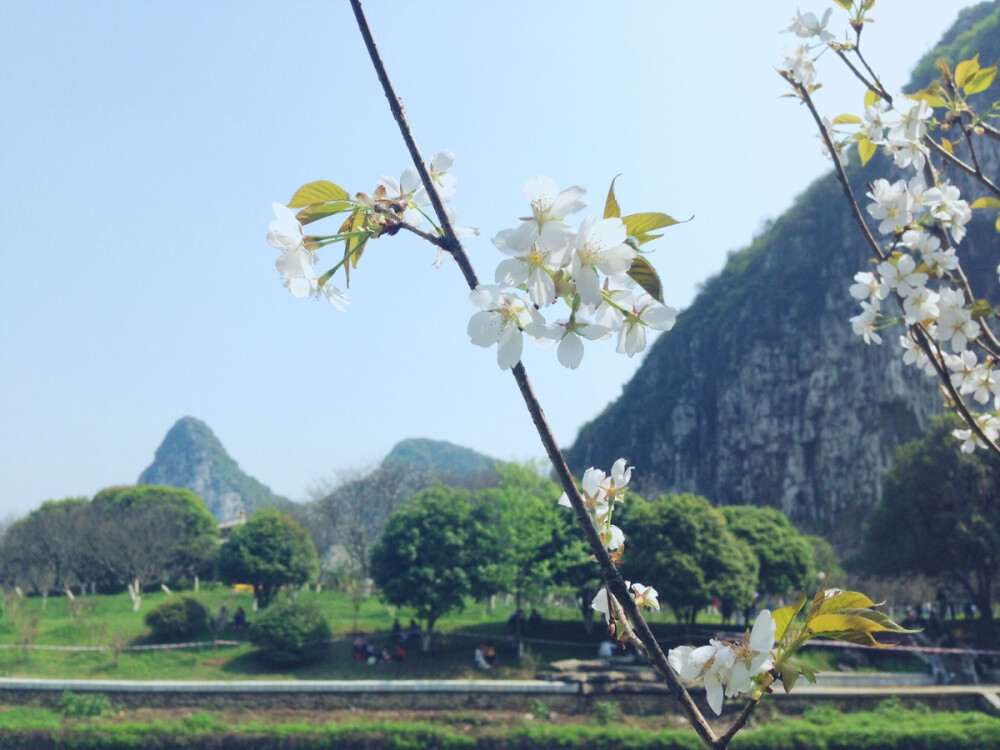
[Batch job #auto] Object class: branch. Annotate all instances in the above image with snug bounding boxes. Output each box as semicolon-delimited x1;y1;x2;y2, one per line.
787;74;885;261
348;0;479;291
833;47;890;104
924;137;1000;198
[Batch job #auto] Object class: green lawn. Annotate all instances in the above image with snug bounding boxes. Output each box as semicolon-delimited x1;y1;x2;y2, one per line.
0;587;924;680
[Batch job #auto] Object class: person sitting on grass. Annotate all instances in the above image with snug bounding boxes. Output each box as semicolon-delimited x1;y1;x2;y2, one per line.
474;645;491;670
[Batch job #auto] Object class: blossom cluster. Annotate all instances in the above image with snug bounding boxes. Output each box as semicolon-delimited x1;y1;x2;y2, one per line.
668;610;776;715
780;7;1000;454
558;459;659;625
267;202;351;310
267;151;474;308
469;177;678;370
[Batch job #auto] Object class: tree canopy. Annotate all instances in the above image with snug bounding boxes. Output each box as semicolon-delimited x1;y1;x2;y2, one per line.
370;485;478;649
720;505;815;598
863;414;1000;637
472;463;588;631
621;493;758;624
217;508;318;608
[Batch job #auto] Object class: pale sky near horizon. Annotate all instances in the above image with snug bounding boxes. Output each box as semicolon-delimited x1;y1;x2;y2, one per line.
0;1;976;518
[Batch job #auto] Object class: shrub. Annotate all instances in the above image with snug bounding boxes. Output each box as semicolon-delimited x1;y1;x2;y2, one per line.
144;596;209;641
250;601;331;665
58;691;114;718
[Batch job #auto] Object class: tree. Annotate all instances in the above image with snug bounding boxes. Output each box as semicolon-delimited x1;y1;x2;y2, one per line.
620;494;758;624
720;505;814;599
370;485;478;650
217;509;318;609
863;414;1000;640
472;463;589;648
307;461;415;580
0;498;89;601
805;534;844;587
88;485;219;608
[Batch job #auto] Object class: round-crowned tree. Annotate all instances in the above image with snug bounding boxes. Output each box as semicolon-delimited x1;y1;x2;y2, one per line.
217;509;318;608
621;493;758;624
370;485;478;650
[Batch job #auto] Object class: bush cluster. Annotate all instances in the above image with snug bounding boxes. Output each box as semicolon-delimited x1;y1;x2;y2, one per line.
249;602;331;665
144;596;209;641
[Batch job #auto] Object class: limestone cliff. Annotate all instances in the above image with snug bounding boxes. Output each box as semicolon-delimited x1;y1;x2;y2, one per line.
565;3;1000;546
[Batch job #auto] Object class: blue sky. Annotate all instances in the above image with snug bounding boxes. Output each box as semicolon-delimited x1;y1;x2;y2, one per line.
0;1;973;517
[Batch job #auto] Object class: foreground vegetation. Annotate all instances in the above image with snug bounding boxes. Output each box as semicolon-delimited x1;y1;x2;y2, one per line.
0;700;997;749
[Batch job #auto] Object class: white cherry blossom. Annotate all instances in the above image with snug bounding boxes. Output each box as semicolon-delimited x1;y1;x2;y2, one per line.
784;8;834;42
467;286;542;370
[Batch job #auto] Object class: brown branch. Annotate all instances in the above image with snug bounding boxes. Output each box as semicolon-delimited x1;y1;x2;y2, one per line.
787;73;885;261
911;326;1000;459
833;47;890;104
348;0;479;291
924;138;1000;198
348;0;725;745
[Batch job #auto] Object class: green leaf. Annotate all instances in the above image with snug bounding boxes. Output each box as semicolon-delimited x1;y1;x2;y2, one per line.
964;65;997;96
832;607;919;633
910;82;949;108
604;176;622;219
970;298;995;318
857;135;877;167
863;88;880;109
807;613;895;639
772;590;807;642
287;180;350;208
971;196;1000;209
808;589;876;623
996;215;1000;233
832;0;851;9
954;55;980;89
626;255;664;304
623;212;683;245
832;113;861;124
296;200;355;225
781;667;799;693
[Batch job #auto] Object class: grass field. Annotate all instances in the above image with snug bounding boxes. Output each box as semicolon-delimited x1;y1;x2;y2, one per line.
0;586;924;680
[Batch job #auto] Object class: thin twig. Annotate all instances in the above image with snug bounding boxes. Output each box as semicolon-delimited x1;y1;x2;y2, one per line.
348;0;724;745
349;0;479;291
788;74;885;261
833;48;890;104
924;138;1000;198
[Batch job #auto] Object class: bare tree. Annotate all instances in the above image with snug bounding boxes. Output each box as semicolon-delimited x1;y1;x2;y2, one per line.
309;461;420;580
